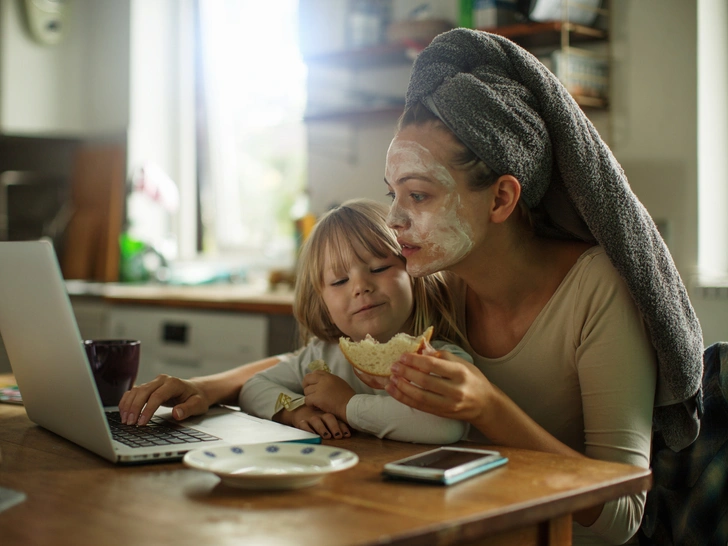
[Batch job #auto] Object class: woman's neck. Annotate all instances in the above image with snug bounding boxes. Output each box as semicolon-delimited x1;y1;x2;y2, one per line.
456;234;592;358
456;230;553;312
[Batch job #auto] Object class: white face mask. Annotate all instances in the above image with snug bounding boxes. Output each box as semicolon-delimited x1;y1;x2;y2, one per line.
385;138;474;277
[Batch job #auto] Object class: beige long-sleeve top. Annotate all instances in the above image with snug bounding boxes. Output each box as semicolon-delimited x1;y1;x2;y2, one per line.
451;246;657;546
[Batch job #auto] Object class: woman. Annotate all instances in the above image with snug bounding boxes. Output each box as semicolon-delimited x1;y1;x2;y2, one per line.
368;28;704;545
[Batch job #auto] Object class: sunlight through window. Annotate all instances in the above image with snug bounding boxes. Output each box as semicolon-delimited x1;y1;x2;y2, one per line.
197;0;307;268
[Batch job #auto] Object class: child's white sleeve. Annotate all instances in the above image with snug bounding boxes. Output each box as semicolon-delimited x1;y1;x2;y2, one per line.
346;394;468;444
239;346;316;419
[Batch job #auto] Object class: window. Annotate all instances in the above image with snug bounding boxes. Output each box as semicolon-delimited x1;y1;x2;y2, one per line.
126;0;307;277
195;0;308;269
697;0;728;281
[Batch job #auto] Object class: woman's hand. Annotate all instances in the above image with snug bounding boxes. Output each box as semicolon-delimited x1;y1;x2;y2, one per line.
278;405;351;440
118;375;211;426
384;351;494;424
303;371;355;422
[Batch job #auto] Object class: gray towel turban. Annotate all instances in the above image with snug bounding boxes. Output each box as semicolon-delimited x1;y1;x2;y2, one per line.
406;28;704;452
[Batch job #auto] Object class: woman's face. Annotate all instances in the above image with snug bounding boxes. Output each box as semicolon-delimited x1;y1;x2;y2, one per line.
384;124;488;277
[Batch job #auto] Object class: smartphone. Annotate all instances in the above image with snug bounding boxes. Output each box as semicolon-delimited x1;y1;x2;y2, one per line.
382;447;508;485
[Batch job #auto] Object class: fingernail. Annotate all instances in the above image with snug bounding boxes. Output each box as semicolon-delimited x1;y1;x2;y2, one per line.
334;432;341;438
174;408;184;420
126;413;135;425
344;432;351;437
137;414;148;426
120;411;127;422
323;432;330;438
390;363;401;374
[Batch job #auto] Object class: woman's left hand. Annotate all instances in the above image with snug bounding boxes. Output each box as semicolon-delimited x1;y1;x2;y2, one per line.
385;351;494;424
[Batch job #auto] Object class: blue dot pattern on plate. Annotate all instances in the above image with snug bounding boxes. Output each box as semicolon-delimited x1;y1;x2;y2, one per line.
266;445;280;453
231;447;244;454
301;447;315;454
329;451;341;458
204;451;216;458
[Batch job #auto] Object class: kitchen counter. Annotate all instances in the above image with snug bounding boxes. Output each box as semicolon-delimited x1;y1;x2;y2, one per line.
66;280;295;315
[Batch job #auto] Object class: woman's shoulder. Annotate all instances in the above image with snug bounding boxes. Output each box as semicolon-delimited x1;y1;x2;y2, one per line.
572;245;621;282
568;245;636;308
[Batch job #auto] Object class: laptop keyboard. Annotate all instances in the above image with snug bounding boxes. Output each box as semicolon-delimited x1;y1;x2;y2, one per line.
106;411;220;448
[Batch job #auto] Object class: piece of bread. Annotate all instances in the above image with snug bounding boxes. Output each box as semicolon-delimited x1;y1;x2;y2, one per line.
339;326;434;377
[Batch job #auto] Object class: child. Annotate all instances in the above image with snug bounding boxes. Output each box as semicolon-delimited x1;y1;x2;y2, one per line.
239;198;471;443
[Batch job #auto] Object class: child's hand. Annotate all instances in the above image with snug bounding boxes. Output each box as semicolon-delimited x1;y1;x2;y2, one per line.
285;405;351;440
303;370;355;421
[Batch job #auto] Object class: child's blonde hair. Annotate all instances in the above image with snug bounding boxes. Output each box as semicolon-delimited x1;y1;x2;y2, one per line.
293;198;465;346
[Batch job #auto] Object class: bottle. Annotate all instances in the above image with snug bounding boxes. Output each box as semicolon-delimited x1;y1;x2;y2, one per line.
459;0;474;28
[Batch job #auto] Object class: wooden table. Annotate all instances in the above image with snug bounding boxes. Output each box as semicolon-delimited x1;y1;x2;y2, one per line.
0;393;651;546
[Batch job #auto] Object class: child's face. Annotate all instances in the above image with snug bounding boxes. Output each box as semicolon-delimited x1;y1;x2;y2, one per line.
321;243;414;343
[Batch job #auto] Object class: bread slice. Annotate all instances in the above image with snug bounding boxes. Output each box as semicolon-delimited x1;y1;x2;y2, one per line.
339;326;434;377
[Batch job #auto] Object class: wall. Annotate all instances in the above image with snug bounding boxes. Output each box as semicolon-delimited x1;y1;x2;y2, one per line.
0;0;130;137
693;0;728;345
609;0;698;278
608;0;727;345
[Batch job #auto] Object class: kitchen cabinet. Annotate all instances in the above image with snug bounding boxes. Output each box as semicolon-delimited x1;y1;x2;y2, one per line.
0;0;130;137
67;282;300;386
107;306;270;384
71;297;112;340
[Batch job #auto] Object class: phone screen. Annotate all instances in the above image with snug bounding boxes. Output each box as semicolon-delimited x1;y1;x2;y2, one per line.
398;449;493;470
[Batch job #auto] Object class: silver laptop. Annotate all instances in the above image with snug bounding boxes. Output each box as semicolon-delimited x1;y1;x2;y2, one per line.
0;241;319;464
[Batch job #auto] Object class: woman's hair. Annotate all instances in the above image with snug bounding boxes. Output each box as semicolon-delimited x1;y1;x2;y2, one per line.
293;198;465;347
399;101;538;230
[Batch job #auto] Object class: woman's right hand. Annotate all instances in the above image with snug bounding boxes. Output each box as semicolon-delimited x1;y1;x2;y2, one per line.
118;374;212;426
384;350;494;425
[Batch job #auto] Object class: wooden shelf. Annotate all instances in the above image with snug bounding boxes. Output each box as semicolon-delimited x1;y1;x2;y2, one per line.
485;21;608;49
303;21;610;120
304;44;414;69
303;22;607;70
304;105;404;124
572;94;607;109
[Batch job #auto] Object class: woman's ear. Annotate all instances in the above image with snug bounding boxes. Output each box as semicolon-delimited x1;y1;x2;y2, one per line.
490;175;522;224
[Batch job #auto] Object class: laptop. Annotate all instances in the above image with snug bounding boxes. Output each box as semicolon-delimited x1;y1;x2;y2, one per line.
0;241;320;464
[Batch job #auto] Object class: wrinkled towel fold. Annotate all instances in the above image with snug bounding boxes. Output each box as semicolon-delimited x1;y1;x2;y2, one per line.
407;28;704;452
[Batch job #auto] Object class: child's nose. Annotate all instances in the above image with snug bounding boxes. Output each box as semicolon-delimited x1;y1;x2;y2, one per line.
353;277;374;296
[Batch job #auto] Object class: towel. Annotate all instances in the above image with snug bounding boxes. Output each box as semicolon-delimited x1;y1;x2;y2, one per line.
406;28;704;452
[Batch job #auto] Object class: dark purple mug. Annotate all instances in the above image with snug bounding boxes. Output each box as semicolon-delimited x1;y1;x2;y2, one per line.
84;339;141;407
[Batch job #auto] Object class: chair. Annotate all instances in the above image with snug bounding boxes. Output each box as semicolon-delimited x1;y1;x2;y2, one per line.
639;342;728;545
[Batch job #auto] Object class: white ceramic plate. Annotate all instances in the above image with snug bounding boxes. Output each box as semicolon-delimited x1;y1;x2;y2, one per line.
183;442;359;490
